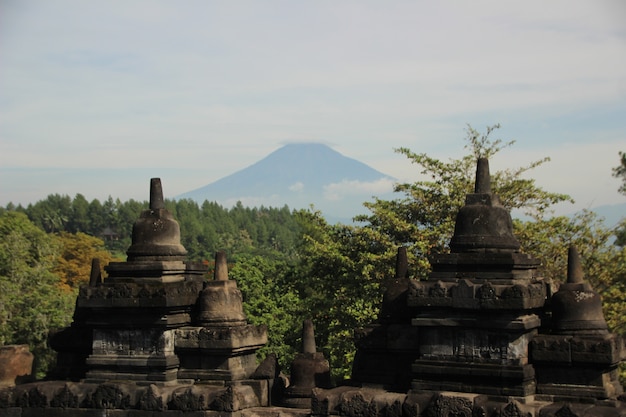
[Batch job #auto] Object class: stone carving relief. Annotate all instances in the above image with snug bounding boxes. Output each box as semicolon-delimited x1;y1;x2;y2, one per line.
50;384;79;409
425;394;473;417
338;392;377;417
138;384;165;411
497;401;530;417
90;384;132;409
168;387;206;411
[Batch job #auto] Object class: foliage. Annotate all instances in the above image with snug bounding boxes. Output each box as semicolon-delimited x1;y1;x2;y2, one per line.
293;210;388;380
53;232;118;292
613;151;626;196
16;195;302;262
0;212;75;378
229;253;303;370
612;151;626;247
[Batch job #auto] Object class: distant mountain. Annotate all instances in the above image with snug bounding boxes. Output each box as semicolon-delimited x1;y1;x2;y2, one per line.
580;202;626;228
176;143;397;221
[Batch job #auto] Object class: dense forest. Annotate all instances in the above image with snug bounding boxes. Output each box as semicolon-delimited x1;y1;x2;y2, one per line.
1;125;625;383
4;195;302;262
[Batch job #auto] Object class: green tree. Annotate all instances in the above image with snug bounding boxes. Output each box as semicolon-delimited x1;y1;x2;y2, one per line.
294;209;384;380
26;194;73;233
229;253;303;369
68;194;90;233
53;232;117;292
613;151;626;196
0;212;75;377
612;151;626;247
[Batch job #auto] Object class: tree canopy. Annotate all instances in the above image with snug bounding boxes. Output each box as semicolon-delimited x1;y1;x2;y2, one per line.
0;212;75;377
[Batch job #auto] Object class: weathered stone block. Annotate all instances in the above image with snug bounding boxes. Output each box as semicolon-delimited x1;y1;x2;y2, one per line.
530;335;572;363
311;386;357;416
570;335;623;365
532;334;624;367
407;281;453;308
421;392;479;417
0;346;33;388
412;361;536;396
327;388;411;417
174;325;268;352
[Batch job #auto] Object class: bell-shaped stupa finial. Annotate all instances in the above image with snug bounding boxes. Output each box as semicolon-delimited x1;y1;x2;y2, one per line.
567;245;584;284
551;245;608;334
196;251;247;327
379;246;412;322
126;178;187;261
281;319;331;408
449;158;520;253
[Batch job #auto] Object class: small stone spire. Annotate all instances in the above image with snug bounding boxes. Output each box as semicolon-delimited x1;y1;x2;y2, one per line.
379;246;412;322
89;258;102;287
149;178;165;210
281;319;331;408
125;178;187;261
302;320;316;354
551;245;608;334
567;245;584;284
395;246;408;279
196;251;247;327
214;251;229;281
475;157;491;194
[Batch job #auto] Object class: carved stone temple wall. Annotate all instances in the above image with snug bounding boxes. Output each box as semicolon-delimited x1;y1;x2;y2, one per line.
1;159;625;417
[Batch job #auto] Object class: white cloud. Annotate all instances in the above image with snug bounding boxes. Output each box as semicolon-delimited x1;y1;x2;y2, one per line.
483;138;626;215
288;182;304;192
323;178;396;201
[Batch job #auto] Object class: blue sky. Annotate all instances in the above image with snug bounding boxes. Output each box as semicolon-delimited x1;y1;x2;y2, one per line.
1;1;625;217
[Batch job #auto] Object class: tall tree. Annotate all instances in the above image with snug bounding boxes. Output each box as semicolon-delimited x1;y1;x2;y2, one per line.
0;212;75;377
53;232;118;292
68;194;90;233
612;151;626;247
230;253;302;369
613;151;626;196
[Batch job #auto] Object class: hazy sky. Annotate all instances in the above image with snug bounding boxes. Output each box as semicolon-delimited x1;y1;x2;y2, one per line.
1;1;625;216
